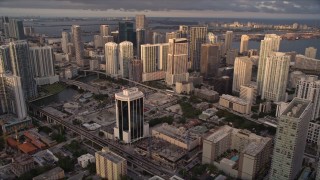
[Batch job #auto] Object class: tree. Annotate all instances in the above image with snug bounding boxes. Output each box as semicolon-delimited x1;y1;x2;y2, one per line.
87;162;96;174
0;137;4;151
58;156;75;172
98;131;104;137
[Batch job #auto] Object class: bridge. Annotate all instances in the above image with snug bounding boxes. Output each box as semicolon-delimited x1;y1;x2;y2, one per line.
28;103;173;178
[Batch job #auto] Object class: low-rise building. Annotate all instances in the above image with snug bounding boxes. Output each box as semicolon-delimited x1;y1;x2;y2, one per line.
219;94;251;114
175;81;194;94
11;154;36;177
194;88;220;102
78;153;95;168
32;167;65;180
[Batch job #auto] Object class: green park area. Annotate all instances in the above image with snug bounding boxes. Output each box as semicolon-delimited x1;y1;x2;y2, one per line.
40;82;67;95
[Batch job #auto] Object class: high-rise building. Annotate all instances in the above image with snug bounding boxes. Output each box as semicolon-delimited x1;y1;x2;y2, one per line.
141;44;159;73
0;45;11;73
3;23;10;39
178;25;188;38
223;31;233;55
270;98;312;180
257;34;281;95
114;88;149;143
61;31;69;54
93;35;103;49
165;31;181;43
29;46;58;85
232;57;253;93
166;38;189;85
95;147;127;180
136;29;146;59
240;84;257;105
240;35;249;54
135;14;147;30
226;49;238;65
295;75;320;120
129;59;142;83
262;52;290;102
305;46;317;59
207;32;218;44
105;42;119;76
190;26;208;70
103;35;114;44
0;73;27;119
152;32;165;44
100;25;110;36
71;25;84;67
159;44;169;71
118;22;135;44
8;19;25;40
23;26;34;37
9;41;38;99
200;43;220;77
119;41;133;78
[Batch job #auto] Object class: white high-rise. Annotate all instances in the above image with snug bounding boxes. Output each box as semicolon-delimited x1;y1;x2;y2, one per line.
295;75;320;120
305;46;317;59
257;34;281;95
262;52;290;102
190;26;207;70
240;35;249;53
166;38;189;85
119;41;133;78
232;57;253;93
100;25;110;36
224;31;233;55
105;42;119;76
141;44;158;73
270;98;312;180
206;32;218;44
61;31;69;54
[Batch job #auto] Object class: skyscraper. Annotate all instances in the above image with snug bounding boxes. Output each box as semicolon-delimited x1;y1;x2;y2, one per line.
270;98;312;180
166;38;189;85
152;32;165;44
95;147;127;180
223;31;233;55
257;34;281;95
8;19;25;40
29;46;58;85
140;44;159;73
159;43;169;71
207;32;218;44
295;75;320;120
118;22;135;43
0;45;11;73
262;52;290;102
129;59;142;83
136;29;146;59
240;35;249;54
190;26;208;70
93;35;103;49
135;14;147;30
178;25;188;38
119;41;133;78
105;42;119;76
100;25;110;36
71;25;84;67
114;88;149;143
200;43;220;77
0;73;27;119
232;57;253;93
9;41;37;99
165;31;181;43
61;31;69;54
305;46;317;59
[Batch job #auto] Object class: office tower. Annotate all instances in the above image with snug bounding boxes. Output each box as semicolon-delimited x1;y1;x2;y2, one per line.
8;19;25;40
118;22;135;43
0;45;11;73
207;32;218;44
226;49;238;65
240;84;257;105
119;41;133;78
257;34;281;95
93;35;103;49
105;42;119;76
165;31;181;43
262;52;290;102
29;46;58;85
3;23;10;39
95;147;127;180
305;47;317;59
152;32;164;44
23;26;34;37
114;88;149;143
200;43;220;77
100;25;110;36
103;35;114;44
178;25;188;38
270;98;312;180
0;73;27;119
141;44;158;73
136;29;146;59
0;16;9;30
240;35;249;54
159;44;169;71
9;41;38;99
135;14;147;30
71;25;84;67
166;38;189;85
129;59;142;83
61;31;69;54
295;75;320;120
223;31;233;55
232;57;253;93
190;26;208;70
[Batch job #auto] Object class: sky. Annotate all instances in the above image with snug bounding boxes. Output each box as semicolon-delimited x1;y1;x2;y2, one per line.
0;0;319;19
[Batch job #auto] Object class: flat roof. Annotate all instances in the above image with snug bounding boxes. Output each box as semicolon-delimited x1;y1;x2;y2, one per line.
205;125;232;143
96;151;125;164
33;167;64;180
281;98;312;118
220;94;248;106
242;138;271;157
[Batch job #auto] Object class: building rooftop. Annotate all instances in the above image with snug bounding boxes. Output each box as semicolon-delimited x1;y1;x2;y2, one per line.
96;149;126;164
153;124;199;143
205;125;233;143
32;167;64;180
18;142;38;154
281;98;312;118
115;87;144;100
13;154;34;165
220;94;248;106
242;137;271;157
